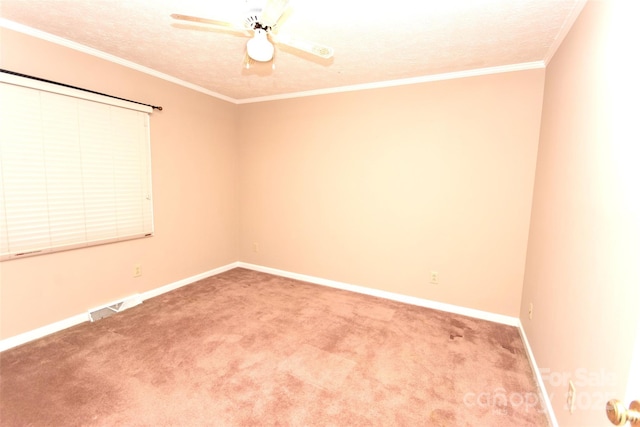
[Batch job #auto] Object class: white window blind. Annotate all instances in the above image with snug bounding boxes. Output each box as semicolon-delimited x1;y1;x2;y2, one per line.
0;73;154;261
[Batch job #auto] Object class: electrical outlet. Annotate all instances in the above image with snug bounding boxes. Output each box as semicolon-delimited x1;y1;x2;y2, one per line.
567;380;576;413
133;264;142;278
430;271;439;284
253;243;259;253
529;303;533;320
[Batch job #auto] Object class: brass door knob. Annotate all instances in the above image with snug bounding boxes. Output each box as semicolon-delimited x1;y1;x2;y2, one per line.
606;399;640;426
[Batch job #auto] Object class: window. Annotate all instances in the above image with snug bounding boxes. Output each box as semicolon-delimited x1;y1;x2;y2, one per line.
0;73;154;261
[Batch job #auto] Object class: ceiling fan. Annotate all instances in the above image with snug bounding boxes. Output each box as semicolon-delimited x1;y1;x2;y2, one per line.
171;0;334;65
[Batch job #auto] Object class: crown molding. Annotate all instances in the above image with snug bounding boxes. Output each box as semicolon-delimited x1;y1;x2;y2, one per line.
542;0;588;65
2;18;545;105
0;18;236;104
237;61;546;104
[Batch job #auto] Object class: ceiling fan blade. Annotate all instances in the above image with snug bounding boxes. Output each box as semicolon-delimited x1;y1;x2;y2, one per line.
272;34;334;59
170;13;244;30
171;22;251;37
259;0;290;27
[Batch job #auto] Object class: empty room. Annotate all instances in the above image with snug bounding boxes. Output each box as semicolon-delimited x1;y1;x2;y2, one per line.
0;1;638;426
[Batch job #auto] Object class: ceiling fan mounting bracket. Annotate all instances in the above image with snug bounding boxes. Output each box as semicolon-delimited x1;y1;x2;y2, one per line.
244;10;272;32
253;21;271;32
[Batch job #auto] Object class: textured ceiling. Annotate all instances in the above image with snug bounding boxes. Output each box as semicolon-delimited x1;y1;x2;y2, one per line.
0;0;586;103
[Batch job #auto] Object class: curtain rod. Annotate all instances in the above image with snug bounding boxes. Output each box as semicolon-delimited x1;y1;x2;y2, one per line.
0;68;163;111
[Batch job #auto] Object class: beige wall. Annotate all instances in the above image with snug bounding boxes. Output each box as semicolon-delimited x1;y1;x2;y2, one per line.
521;1;640;425
3;3;638;424
239;70;545;317
0;29;240;339
0;26;545;340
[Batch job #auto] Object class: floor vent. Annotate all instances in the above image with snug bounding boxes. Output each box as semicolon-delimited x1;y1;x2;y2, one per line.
88;294;142;322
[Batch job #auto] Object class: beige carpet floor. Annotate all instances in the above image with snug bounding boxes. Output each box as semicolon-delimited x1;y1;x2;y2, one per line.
0;268;550;426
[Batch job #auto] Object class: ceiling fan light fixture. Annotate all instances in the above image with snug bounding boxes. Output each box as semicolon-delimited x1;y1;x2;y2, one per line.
246;29;274;62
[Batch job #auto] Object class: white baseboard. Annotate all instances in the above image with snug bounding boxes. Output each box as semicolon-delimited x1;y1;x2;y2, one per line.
1;260;555;423
239;262;555;423
517;320;558;427
238;262;520;326
140;262;239;300
0;313;88;353
0;261;240;352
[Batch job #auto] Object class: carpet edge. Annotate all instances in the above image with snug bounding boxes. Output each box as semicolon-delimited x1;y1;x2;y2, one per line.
0;261;240;352
238;262;519;326
237;262;557;425
517;320;559;427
